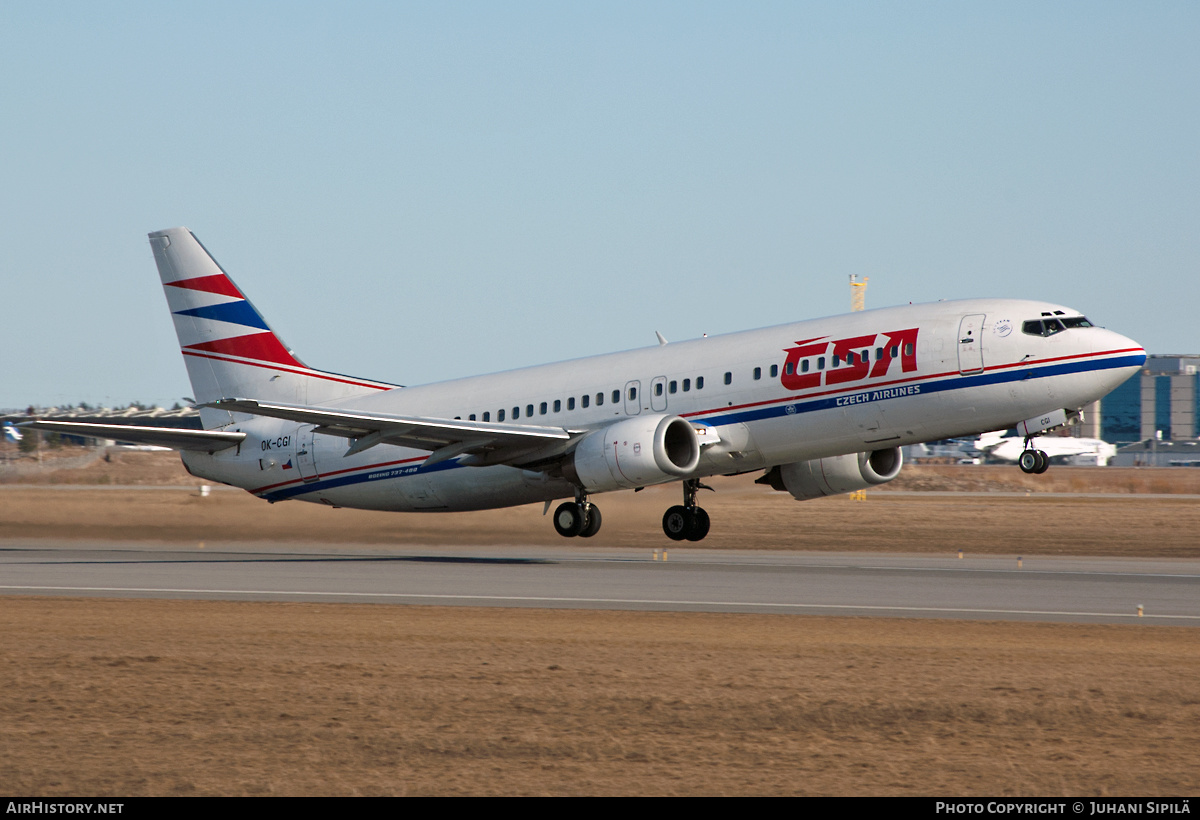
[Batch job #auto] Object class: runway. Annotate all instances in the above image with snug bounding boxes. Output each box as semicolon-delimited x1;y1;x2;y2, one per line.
2;541;1198;625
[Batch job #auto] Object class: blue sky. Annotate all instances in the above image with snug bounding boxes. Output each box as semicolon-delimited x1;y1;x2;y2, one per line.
2;1;1196;409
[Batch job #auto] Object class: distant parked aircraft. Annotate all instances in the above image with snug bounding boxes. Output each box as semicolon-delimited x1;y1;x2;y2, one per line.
966;430;1118;468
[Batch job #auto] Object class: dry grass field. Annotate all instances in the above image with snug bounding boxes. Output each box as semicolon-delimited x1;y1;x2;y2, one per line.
3;450;1200;557
1;449;1198;795
2;600;1197;797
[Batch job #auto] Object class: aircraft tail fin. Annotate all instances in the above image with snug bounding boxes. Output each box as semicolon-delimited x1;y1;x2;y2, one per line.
149;228;395;428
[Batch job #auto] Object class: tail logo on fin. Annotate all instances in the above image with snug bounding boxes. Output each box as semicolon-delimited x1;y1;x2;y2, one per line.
163;266;304;369
151;227;396;404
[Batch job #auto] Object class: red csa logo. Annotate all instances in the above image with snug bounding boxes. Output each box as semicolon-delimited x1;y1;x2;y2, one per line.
781;328;919;391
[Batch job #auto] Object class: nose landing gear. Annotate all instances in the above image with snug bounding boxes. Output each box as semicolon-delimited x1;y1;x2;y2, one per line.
1018;439;1050;474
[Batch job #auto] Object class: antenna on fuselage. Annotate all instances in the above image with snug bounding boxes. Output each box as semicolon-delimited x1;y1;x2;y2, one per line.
850;275;868;312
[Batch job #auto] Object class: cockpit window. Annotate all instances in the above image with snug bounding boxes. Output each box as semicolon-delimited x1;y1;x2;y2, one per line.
1022;316;1093;337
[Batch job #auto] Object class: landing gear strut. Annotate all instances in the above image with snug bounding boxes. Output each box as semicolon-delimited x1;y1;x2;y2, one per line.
553;491;602;538
662;479;712;542
1018;438;1050;474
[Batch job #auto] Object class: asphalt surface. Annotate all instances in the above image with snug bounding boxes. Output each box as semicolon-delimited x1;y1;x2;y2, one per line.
1;540;1197;625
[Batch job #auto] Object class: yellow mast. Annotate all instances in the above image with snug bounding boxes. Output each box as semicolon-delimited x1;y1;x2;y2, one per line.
850;274;868;312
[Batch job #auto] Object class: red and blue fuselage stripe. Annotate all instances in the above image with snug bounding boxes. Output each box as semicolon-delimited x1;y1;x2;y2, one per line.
252;348;1143;503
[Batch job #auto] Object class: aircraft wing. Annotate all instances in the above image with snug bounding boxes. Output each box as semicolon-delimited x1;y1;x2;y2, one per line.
18;421;245;453
204;398;576;465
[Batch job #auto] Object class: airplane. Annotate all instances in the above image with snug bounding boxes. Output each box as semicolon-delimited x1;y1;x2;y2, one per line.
2;421;23;443
23;227;1146;541
966;430;1118;468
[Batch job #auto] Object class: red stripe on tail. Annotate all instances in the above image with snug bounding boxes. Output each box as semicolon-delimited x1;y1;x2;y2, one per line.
165;274;244;299
183;332;304;367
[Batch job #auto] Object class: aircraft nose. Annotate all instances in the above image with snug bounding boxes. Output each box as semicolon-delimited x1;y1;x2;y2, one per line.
1100;328;1146;366
1094;328;1146;389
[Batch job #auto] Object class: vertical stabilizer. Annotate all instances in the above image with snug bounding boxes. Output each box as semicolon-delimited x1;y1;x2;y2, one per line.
149;228;395;428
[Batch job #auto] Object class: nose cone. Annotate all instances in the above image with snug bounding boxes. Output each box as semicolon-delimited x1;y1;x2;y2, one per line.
1094;328;1146;393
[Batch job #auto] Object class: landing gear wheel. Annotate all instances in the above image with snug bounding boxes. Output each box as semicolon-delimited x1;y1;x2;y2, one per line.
579;505;602;538
663;505;691;541
662;505;710;541
685;507;710;542
1033;450;1050;474
1018;450;1039;474
553;502;585;538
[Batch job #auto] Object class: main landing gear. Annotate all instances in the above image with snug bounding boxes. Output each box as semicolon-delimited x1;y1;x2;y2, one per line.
1018;439;1050;474
552;480;714;542
662;479;712;542
553;493;602;538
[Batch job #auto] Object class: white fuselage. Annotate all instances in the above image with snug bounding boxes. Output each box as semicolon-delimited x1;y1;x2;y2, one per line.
181;298;1145;511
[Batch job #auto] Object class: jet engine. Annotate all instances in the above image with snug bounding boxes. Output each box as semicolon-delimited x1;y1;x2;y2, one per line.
757;447;903;500
564;414;701;492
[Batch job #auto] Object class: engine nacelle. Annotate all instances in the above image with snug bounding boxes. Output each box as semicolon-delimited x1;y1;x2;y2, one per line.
759;447;903;500
565;414;701;492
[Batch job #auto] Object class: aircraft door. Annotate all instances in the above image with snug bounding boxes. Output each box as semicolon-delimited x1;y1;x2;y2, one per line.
650;376;668;412
295;427;319;483
958;314;986;375
624;380;642;415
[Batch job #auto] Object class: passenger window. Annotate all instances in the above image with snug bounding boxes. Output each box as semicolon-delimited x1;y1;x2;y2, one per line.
801;360;810;373
527;404;534;417
568;397;575;410
483;411;490;422
612;389;619;404
785;362;795;376
596;393;604;406
832;355;841;368
669;381;677;394
724;372;732;385
876;347;883;360
628;386;637;401
847;352;855;365
770;364;778;378
469;414;476;421
904;343;914;356
554;400;561;412
498;409;505;422
513;406;520;419
696;376;704;389
753;367;761;380
582;395;590;408
890;345;899;358
683;378;691;392
655;382;663;396
539;402;547;415
817;357;825;370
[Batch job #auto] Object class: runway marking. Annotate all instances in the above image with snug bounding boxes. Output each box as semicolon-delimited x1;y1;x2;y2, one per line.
8;548;1200;580
1;584;1197;621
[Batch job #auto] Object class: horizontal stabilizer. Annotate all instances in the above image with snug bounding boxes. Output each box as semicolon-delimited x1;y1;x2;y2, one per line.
203;398;575;462
19;421;246;453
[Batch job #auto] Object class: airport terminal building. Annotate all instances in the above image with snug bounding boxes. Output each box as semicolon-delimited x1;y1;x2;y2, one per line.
1076;354;1200;465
